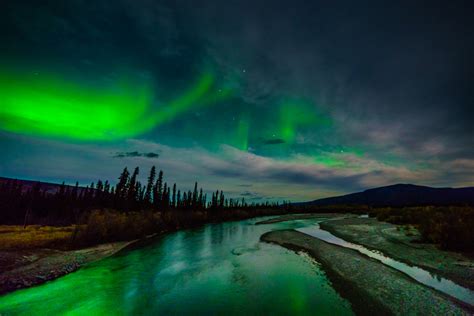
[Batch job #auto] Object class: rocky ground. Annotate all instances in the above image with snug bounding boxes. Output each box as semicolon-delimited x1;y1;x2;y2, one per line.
320;217;474;291
0;241;134;295
262;229;474;315
255;213;352;225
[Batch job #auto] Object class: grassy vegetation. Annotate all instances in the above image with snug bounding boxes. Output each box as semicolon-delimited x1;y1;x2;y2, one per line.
1;207;287;250
0;225;77;250
73;210;161;246
74;207;287;247
292;204;370;214
4;204;473;253
291;203;474;252
370;206;474;252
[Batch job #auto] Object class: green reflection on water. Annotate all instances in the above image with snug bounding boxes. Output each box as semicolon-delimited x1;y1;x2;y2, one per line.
0;218;353;315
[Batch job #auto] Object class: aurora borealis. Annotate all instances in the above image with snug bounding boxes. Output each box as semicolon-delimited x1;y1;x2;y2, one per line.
0;69;228;141
1;1;473;201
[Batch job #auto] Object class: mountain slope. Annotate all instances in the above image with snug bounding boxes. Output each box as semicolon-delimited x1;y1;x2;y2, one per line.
299;184;474;207
0;177;87;194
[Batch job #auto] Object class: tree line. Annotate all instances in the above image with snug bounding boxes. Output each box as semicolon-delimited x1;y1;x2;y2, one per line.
0;166;283;225
372;206;474;251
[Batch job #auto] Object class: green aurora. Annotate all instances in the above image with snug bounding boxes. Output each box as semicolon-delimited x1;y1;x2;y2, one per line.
0;69;230;141
0;66;359;169
0;0;472;203
0;68;390;191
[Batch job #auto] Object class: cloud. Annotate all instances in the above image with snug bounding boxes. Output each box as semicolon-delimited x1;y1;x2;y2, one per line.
113;151;160;159
3;134;473;203
240;191;256;196
262;138;285;145
2;0;474;201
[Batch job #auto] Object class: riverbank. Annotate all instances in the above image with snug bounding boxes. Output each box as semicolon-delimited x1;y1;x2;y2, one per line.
255;213;351;225
320;217;474;291
0;239;137;295
261;229;473;315
0;208;285;295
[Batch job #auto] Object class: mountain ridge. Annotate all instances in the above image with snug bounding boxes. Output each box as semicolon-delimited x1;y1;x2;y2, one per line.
297;183;474;207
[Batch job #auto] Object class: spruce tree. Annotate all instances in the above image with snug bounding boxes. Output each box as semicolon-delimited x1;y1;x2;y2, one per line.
192;182;198;208
144;166;156;205
166;187;171;210
183;192;187;208
187;190;192;209
154;170;163;208
219;191;225;209
116;167;130;200
198;188;203;209
177;190;181;208
172;183;177;208
128;167;140;205
162;182;168;209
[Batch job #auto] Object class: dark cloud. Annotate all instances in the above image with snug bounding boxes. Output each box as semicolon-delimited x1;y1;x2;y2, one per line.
113;151;160;159
262;138;285;145
3;0;472;159
185;0;474;159
240;191;256;196
143;152;160;158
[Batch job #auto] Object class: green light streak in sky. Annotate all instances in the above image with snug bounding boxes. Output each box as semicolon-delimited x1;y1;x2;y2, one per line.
0;69;227;141
145;73;221;127
313;155;347;167
0;70;152;141
236;116;250;150
278;100;331;143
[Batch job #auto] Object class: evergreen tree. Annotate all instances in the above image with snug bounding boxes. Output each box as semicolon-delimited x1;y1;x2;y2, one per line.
96;180;104;204
137;181;145;204
177;190;181;208
166;187;171;210
128;167;140;205
172;183;177;208
182;192;187;208
187;190;192;209
104;180;110;193
144;166;156;205
162;182;168;209
192;182;198;208
154;170;163;208
198;188;203;209
219;191;225;209
116;167;130;200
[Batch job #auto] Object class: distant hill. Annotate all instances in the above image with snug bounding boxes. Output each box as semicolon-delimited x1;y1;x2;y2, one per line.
298;184;474;207
0;177;87;194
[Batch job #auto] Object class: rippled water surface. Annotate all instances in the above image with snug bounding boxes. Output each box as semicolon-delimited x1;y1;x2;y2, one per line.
0;218;353;315
298;224;474;306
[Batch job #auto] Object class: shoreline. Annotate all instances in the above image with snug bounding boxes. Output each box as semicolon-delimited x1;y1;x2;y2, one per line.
0;211;281;296
261;229;473;315
319;217;474;291
255;213;352;225
0;239;139;295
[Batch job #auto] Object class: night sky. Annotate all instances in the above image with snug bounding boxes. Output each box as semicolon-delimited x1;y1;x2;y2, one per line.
1;0;473;201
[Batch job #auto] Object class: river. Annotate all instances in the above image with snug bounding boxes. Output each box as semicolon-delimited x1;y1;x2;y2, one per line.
0;217;354;315
298;223;474;306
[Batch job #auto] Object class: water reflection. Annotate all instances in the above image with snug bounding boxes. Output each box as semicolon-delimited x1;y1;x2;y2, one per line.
298;224;474;306
0;217;353;315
